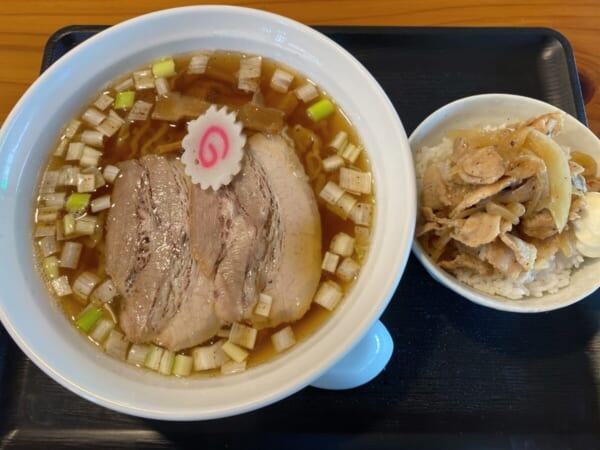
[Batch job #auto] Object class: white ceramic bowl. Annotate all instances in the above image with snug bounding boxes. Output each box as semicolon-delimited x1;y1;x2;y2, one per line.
0;6;416;419
410;93;600;313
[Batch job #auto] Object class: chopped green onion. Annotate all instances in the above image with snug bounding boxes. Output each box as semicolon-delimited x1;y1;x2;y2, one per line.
34;224;55;238
254;293;273;318
90;278;117;304
313;280;343;311
90;318;115;343
306;99;334;122
51;275;72;297
72;271;100;299
65;193;91;213
63;213;76;236
321;251;340;274
63;119;81;139
336;257;360;282
94;93;114;111
81;131;104;149
39;235;59;257
319;181;344;205
43;256;60;279
114;91;135;110
229;323;258;350
339;168;372;195
82;108;106;127
221;341;249;362
59;241;83;269
336;192;358;218
76;305;102;332
173;354;193;377
144;344;164;371
133;70;155;90
152;58;176;78
349;202;373;226
158;350;175;375
322;155;344;173
330;232;355;256
271;326;296;353
328;131;348;152
104;329;129;360
127;343;149;366
341;143;361;163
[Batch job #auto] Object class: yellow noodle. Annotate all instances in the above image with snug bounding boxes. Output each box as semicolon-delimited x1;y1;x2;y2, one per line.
140;122;169;156
127;120;152;159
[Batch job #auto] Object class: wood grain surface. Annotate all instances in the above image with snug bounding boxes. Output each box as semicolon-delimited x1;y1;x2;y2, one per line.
0;0;598;134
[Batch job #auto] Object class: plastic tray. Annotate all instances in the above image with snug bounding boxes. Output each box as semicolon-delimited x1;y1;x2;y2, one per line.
1;25;597;450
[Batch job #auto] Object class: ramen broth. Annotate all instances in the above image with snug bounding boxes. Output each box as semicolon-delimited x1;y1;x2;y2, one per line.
33;51;374;377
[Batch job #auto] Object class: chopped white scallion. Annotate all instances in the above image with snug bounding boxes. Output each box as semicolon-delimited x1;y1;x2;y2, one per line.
63;119;81;139
328;131;348;152
127;343;149;366
158;350;175;375
75;215;97;236
229;322;258;350
221;360;247;375
336;257;360;282
193;346;217;371
354;226;371;246
43;256;60;279
173;354;193;377
96;117;122;138
63;213;76;236
39;235;60;257
91;278;117;304
82;107;107;127
321;251;340;273
330;232;355;256
59;241;83;269
114;77;134;92
90;318;115;343
128;100;153;121
51;275;72;297
271;326;296;353
238;56;262;92
81;130;104;148
72;271;101;300
155;77;170;96
336;192;358;218
294;83;318;102
39;170;59;194
77;173;96;193
80;146;103;168
133;70;155;90
339;168;372;195
102;165;120;184
313;280;343;311
36;206;60;223
91;195;111;213
54;139;69;157
58;166;80;186
65;142;85;161
83;167;106;188
350;202;373;226
188;53;210;74
270;69;294;93
34;224;56;238
41;192;66;208
94;93;114;111
322;155;344;172
104;330;129;360
145;344;164;371
254;293;273;318
319;181;345;205
341;143;361;163
221;341;249;363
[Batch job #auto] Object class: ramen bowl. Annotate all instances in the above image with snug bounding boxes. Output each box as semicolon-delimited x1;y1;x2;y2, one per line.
410;93;600;313
0;6;415;419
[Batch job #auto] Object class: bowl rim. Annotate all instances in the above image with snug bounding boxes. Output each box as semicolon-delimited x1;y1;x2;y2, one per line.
0;5;415;419
409;92;600;313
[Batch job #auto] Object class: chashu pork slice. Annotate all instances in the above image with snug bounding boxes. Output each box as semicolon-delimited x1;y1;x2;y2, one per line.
105;155;219;349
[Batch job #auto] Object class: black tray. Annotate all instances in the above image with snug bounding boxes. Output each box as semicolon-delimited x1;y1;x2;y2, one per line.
1;26;597;450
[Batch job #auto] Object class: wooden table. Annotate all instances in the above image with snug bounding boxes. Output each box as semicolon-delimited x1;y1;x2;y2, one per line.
0;0;598;134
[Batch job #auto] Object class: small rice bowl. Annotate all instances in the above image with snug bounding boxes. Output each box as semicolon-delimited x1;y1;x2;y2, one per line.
415;137;584;300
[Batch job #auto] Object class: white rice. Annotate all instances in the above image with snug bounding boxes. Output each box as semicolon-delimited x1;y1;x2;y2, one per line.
415;137;584;300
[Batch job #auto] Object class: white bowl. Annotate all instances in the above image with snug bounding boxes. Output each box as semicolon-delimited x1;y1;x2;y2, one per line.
410;93;600;313
0;6;416;419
